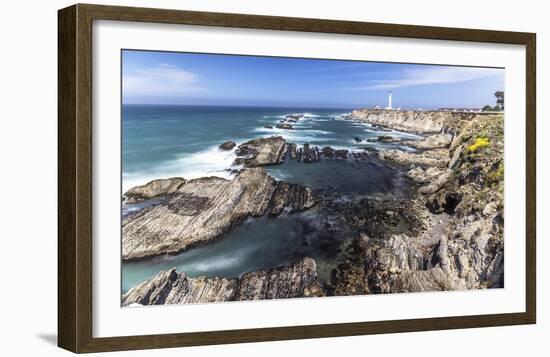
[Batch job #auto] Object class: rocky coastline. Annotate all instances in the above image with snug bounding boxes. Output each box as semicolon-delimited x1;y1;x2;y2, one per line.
122;108;505;305
327;110;504;294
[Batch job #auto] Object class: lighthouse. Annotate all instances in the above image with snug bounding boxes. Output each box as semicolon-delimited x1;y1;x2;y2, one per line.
386;91;393;110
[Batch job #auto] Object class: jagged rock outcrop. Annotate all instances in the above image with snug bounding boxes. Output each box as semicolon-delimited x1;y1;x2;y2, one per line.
296;143;320;163
233;136;287;167
269;181;315;215
360;214;502;294
122;269;238;305
236;257;321;300
122;168;315;260
122;258;320;305
123;177;187;204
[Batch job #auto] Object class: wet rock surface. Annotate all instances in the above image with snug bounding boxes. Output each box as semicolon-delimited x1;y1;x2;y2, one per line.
219;141;236;150
275;123;294;130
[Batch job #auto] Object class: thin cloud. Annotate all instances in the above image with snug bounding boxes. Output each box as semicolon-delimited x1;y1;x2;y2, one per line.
123;64;205;97
351;66;502;90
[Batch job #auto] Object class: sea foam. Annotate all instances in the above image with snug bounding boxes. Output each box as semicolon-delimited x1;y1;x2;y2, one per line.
122;145;237;192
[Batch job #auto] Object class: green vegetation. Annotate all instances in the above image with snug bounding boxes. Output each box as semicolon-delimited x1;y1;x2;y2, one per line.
482;91;504;111
495;91;504;110
467;137;490;153
486;161;504;187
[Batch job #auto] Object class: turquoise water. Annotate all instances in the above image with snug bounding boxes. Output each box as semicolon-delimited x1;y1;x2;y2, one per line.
121;105;416;293
122;105;420;191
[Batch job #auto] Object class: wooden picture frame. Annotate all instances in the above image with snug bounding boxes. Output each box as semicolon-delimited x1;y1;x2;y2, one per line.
58;3;536;353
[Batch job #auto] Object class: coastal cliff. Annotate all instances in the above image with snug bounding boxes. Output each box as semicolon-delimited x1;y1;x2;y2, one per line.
350;108;485;133
329;112;505;294
122;257;320;305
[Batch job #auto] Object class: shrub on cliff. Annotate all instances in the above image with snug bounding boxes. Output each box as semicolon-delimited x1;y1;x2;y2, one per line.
467;137;490;153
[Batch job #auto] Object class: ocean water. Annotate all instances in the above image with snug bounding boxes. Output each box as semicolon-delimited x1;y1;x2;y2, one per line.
121;105;417;293
122;105;421;191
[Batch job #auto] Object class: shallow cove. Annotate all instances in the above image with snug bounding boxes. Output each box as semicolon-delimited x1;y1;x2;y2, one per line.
121;158;411;294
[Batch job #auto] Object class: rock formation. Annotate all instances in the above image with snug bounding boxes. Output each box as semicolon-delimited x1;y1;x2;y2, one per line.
236;257;321;300
122;269;238;305
286;114;304;120
219;141;236;150
320;146;334;158
350;109;479;133
123;177;187;204
334;149;349;159
122;168;314;260
122;257;320;305
276;123;294;130
403;133;452;149
367;135;401;143
406;166;443;184
377;148;449;167
233;136;288;167
296;143;320;163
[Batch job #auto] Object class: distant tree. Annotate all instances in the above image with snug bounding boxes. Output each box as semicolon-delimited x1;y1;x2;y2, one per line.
482;105;493;111
494;91;504;110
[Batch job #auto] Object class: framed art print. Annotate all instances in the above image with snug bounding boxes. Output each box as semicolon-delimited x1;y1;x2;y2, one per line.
58;4;536;353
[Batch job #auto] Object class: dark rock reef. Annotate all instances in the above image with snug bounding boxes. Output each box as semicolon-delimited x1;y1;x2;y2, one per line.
276;123;294;130
296;143;320;163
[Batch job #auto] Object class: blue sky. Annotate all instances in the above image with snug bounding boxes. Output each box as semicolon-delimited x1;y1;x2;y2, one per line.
122;50;504;109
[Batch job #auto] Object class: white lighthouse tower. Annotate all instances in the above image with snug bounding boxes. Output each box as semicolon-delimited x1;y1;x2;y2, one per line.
386;91;393;110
